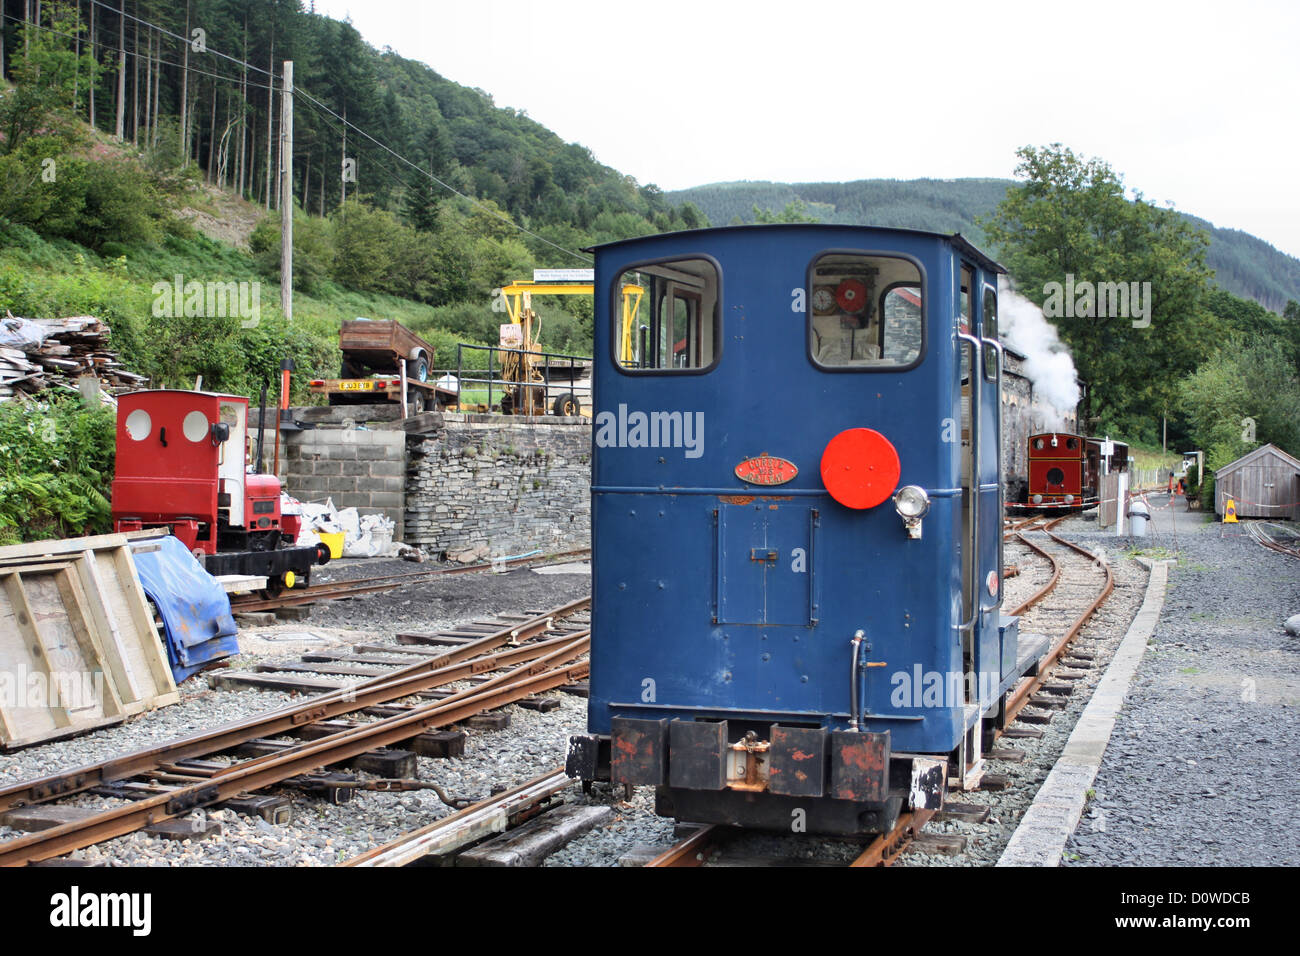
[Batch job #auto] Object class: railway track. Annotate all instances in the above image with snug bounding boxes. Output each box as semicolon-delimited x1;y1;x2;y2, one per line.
231;548;592;612
1246;521;1300;560
0;598;590;867
1001;527;1113;728
644;808;939;868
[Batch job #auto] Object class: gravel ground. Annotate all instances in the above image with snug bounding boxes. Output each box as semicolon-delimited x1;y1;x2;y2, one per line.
303;556;591;632
1064;498;1300;866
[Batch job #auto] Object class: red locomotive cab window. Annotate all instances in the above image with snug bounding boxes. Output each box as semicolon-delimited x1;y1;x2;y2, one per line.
182;410;210;443
1066;437;1079;450
124;408;152;440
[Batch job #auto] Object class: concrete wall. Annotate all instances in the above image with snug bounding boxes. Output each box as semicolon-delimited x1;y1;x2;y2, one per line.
278;426;407;538
405;413;590;561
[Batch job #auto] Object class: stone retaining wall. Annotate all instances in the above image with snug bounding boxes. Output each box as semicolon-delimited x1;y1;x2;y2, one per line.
279;427;407;538
405;413;590;561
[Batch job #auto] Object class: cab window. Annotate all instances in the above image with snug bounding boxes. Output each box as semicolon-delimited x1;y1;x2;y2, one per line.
982;285;999;380
810;253;922;369
614;257;719;372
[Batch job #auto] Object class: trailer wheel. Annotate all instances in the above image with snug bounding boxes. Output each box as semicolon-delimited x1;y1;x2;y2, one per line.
410;350;430;382
410;390;428;415
553;393;580;417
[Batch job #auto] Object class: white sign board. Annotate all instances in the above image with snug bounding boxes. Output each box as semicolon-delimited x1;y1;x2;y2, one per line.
499;324;523;348
533;269;594;283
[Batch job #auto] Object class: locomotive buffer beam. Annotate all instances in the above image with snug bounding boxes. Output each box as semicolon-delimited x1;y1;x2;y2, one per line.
568;718;945;836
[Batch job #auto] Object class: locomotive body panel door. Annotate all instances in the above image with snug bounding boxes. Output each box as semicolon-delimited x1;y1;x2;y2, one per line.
714;502;816;627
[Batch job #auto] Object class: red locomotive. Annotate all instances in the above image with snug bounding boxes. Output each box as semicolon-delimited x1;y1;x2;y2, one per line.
111;390;328;592
1024;431;1129;511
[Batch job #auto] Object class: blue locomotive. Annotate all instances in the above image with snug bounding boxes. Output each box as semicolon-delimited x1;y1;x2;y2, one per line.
566;225;1048;835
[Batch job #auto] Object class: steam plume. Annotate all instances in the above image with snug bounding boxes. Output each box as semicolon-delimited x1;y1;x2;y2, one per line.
999;277;1080;431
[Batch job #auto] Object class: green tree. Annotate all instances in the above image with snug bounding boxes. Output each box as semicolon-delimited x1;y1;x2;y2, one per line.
0;7;97;156
753;200;820;224
1179;336;1300;469
982;144;1215;440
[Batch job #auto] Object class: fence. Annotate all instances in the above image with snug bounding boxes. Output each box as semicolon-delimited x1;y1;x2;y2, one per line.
1130;467;1165;490
453;344;592;416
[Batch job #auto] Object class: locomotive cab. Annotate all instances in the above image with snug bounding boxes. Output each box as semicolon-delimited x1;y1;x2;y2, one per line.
568;225;1050;835
111;390;327;589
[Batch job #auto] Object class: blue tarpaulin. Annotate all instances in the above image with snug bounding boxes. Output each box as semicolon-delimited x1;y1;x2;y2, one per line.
133;535;239;683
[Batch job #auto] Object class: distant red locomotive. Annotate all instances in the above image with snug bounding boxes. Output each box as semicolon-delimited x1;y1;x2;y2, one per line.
1024;432;1129;511
111;390;328;591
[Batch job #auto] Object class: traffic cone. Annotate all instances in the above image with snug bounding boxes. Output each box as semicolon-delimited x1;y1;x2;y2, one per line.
1224;497;1238;523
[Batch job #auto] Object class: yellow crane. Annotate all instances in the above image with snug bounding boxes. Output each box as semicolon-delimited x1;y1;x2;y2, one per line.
494;280;645;415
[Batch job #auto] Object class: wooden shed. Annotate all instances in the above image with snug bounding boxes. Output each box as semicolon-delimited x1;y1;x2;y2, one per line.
1214;444;1300;519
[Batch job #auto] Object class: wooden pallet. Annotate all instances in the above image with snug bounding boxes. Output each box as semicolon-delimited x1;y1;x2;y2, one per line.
0;533;179;749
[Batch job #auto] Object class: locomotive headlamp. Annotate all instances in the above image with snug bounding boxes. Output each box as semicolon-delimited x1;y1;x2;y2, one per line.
894;485;930;519
893;485;930;538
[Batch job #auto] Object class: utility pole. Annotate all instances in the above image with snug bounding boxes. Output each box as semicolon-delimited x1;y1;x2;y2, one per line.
279;60;293;322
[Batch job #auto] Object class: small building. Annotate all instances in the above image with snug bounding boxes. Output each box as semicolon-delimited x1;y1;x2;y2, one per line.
1214;444;1300;519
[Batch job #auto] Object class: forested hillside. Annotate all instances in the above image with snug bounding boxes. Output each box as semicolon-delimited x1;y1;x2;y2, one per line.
0;0;707;401
669;179;1300;311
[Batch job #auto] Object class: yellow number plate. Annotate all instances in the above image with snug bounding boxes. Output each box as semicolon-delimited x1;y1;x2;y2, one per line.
339;381;374;391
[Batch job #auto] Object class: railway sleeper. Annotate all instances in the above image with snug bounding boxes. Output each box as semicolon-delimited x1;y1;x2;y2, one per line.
1039;681;1077;695
232;738;418;778
457;805;613;867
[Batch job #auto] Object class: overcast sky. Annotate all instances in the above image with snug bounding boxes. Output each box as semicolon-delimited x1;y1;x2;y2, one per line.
310;0;1300;260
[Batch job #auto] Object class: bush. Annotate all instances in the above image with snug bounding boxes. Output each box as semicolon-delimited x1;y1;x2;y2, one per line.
250;209;336;294
0;395;116;540
1201;468;1216;513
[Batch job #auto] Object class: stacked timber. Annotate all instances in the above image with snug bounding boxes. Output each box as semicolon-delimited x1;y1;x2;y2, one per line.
0;314;148;402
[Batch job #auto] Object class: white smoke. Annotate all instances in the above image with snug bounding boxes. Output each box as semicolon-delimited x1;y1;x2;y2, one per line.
998;277;1080;431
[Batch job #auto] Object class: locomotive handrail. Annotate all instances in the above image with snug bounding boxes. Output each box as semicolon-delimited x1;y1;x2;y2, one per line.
955;331;981;637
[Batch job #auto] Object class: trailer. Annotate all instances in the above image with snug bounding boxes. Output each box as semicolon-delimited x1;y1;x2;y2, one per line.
308;374;455;414
338;318;437;382
310;319;455;415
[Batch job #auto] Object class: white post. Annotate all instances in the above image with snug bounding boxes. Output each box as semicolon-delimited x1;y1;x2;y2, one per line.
400;359;408;418
1115;472;1129;536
